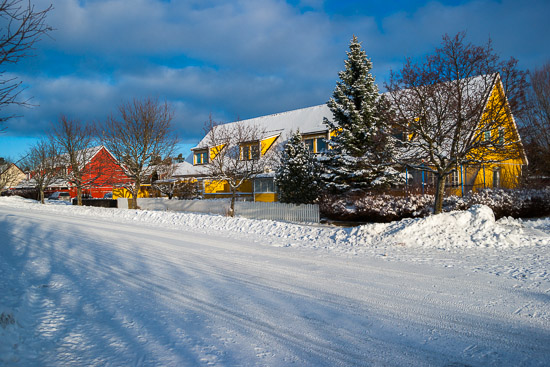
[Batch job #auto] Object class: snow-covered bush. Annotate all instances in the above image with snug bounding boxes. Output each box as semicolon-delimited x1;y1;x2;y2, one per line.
320;187;550;222
320;193;434;222
445;188;550;219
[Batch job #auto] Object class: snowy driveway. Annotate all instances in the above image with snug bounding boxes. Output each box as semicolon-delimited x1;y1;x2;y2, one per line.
1;198;549;366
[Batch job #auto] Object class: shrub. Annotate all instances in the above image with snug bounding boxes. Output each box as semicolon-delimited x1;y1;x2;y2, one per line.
446;188;550;219
320;187;550;223
320;193;434;222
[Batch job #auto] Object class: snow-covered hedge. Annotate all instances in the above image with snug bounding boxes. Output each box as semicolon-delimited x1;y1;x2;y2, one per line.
320;188;550;222
319;193;434;222
445;188;550;219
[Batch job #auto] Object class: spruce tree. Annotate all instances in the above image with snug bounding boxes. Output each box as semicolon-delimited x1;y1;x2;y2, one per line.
321;35;402;194
275;131;320;204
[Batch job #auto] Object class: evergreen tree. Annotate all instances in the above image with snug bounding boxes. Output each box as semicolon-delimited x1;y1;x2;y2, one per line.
275;131;320;204
321;35;402;194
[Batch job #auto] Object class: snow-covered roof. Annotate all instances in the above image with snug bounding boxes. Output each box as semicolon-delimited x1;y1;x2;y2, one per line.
193;104;334;150
55;145;112;168
172;161;209;177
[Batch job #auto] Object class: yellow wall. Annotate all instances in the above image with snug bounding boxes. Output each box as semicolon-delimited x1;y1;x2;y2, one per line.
204;179;253;194
254;193;278;202
471;81;526;164
471;161;522;191
261;135;279;155
1;164;26;188
202;179;278;202
113;185;151;199
210;144;225;161
461;80;525;191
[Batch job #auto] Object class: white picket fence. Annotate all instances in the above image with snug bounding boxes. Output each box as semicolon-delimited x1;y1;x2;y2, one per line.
118;197;230;215
118;198;319;223
234;201;319;223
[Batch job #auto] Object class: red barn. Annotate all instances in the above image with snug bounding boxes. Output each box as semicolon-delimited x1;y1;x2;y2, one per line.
46;146;132;199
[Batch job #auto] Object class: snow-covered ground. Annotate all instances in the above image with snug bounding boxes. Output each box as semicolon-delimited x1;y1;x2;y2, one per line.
1;196;549;366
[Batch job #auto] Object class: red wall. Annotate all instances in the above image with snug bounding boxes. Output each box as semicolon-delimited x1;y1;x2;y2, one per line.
48;147;132;199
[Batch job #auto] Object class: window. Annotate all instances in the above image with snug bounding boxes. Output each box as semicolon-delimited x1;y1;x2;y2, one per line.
304;138;314;152
241;146;249;160
194;151;208;165
254;178;276;193
423;170;437;187
448;169;460;187
303;135;328;153
241;143;260;160
316;138;327;152
498;128;505;145
493;168;500;188
251;145;260;160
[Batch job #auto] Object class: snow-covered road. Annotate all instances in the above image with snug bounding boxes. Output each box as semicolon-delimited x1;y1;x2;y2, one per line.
1;197;549;366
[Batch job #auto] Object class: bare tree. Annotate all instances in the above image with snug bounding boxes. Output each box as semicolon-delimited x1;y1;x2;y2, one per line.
0;0;53;131
521;62;550;179
49;115;99;205
102;97;178;209
173;180;201;200
150;157;178;199
203;115;273;216
21;138;60;203
386;32;527;214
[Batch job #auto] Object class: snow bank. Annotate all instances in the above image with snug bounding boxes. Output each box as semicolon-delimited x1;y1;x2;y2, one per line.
373;205;530;249
1;196;548;252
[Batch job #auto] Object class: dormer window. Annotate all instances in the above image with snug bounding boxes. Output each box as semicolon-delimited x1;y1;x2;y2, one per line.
303;134;328;153
241;143;260;160
194;150;208;165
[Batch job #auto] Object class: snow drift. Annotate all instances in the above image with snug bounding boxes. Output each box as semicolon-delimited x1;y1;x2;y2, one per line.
1;196;547;252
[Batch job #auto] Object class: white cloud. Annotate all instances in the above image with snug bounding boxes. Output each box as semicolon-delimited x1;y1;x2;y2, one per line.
9;0;549;152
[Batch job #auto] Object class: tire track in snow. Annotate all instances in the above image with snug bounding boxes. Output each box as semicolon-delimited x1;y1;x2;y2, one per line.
3;206;550;366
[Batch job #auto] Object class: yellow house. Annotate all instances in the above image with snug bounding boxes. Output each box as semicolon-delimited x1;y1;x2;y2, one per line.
181;105;336;202
168;74;526;201
402;74;527;196
0;163;26;192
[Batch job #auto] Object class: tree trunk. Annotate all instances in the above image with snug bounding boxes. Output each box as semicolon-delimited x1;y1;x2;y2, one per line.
130;182;140;210
229;189;236;217
130;194;138;210
76;185;83;206
433;174;446;214
40;189;45;204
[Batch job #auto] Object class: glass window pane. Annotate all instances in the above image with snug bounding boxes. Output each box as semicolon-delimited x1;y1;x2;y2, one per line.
304;139;314;151
255;178;275;193
251;145;260;159
316;138;327;152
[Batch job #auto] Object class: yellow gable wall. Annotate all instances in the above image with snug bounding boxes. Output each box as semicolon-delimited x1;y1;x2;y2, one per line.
461;80;526;191
261;135;279;155
254;193;278;202
2;164;26;188
472;81;526;165
210;144;225;161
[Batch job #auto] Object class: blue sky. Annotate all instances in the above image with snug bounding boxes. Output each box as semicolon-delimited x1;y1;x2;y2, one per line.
1;0;549;160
